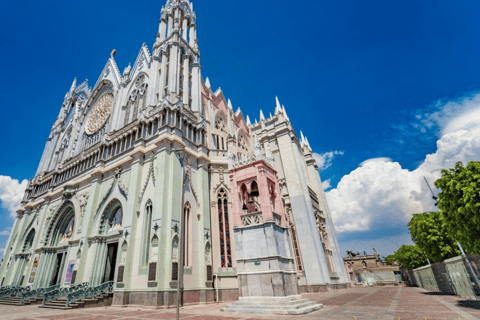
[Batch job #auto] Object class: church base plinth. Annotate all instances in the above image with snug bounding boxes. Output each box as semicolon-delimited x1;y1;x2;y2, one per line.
112;289;215;308
221;295;323;315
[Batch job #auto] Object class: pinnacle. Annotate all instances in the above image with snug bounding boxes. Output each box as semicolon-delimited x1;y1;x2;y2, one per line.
275;96;283;114
260;110;265;121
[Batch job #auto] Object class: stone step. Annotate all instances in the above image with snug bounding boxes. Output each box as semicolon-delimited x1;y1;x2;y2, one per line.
224;301;317;312
233;298;312;307
0;301;25;306
232;301;316;310
39;305;72;310
221;303;323;315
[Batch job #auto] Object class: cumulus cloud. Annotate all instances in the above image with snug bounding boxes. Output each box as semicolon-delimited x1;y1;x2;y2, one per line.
322;179;332;191
314;151;345;171
327;94;480;233
0;176;28;218
0;230;9;236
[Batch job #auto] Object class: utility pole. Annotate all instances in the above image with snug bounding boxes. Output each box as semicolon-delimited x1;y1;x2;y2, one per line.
174;148;186;320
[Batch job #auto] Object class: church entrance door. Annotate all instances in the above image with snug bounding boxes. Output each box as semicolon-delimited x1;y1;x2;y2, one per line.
50;252;67;286
103;242;118;283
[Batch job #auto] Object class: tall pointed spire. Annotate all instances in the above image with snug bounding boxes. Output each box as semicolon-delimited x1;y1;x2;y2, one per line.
275;96;283;115
227;98;233;110
246;115;251;126
300;131;306;143
69;77;77;93
260;110;265;121
282;105;289;121
205;77;211;89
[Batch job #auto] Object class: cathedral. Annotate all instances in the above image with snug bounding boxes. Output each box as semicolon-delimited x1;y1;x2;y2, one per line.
0;0;349;307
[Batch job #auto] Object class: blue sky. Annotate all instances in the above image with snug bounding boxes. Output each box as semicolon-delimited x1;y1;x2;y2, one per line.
2;0;480;258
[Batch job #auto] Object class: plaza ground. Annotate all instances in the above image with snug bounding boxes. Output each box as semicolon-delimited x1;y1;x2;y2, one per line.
1;286;480;320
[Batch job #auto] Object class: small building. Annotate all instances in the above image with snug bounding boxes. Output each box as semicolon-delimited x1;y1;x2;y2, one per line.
344;249;402;285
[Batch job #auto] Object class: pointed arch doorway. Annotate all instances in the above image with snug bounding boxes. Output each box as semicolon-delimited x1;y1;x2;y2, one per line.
91;200;123;286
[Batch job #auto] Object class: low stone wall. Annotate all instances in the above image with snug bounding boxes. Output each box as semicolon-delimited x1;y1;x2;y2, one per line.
412;254;480;300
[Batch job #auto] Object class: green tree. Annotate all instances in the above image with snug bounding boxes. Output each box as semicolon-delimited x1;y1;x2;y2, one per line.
435;161;480;254
408;211;461;263
392;244;428;270
384;254;397;265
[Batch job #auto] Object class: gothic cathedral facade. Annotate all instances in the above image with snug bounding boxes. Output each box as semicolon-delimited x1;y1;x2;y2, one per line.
0;0;349;306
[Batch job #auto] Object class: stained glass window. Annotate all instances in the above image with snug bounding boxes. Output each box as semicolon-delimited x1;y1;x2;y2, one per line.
217;189;232;267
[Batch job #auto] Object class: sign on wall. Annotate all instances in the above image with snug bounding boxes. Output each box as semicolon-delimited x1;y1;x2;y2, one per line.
28;254;40;284
64;260;75;285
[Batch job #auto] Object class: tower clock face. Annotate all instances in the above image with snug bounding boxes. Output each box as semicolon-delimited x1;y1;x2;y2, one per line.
85;92;114;135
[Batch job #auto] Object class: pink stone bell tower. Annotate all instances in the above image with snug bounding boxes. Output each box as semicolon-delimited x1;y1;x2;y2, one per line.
229;159;285;228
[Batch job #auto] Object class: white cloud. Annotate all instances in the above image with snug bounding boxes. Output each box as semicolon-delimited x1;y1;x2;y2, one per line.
327;94;480;234
0;230;10;236
0;176;28;218
322;179;332;191
314;151;345;171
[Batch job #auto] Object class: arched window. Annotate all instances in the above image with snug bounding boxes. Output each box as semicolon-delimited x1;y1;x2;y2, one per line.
362;261;367;268
141;200;153;267
151;235;159;261
59;217;74;244
108;207;123;232
22;229;35;253
124;75;148;125
217;189;232;267
183;202;192;266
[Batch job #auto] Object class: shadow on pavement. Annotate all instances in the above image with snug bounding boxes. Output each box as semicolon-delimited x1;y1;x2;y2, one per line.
420;291;455;296
457;300;480;310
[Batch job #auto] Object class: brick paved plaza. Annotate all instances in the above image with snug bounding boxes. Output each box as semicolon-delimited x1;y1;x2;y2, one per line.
1;287;480;320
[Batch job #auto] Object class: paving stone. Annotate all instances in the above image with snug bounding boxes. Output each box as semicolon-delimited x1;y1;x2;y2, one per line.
1;287;479;319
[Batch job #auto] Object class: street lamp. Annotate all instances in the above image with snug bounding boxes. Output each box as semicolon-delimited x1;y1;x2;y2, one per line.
173;147;186;320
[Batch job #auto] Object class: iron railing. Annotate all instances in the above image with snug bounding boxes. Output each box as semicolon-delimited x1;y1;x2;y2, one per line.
65;281;113;307
42;282;89;306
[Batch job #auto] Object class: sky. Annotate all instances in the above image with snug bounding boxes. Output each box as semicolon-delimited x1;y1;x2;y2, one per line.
1;0;480;258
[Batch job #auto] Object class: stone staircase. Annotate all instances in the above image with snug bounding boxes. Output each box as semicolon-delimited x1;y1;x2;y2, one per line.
39;292;113;310
0;296;42;306
221;295;323;315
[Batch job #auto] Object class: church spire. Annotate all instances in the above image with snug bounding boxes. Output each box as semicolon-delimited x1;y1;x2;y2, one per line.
152;0;202;112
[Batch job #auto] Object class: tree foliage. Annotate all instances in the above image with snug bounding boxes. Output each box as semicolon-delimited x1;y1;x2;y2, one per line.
391;244;428;270
435;161;480;254
384;254;397;265
408;211;461;263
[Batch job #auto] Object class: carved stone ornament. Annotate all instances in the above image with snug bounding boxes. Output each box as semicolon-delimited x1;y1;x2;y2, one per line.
63;186;77;199
85;92;114;135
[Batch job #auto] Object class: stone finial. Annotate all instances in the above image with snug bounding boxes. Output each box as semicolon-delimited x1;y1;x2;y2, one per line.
123;63;131;78
300;131;305;143
282;105;289;121
275;96;283;115
70;77;77;93
205;77;211;89
259;110;265;121
227;98;233;110
246;115;251;126
305;136;311;150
